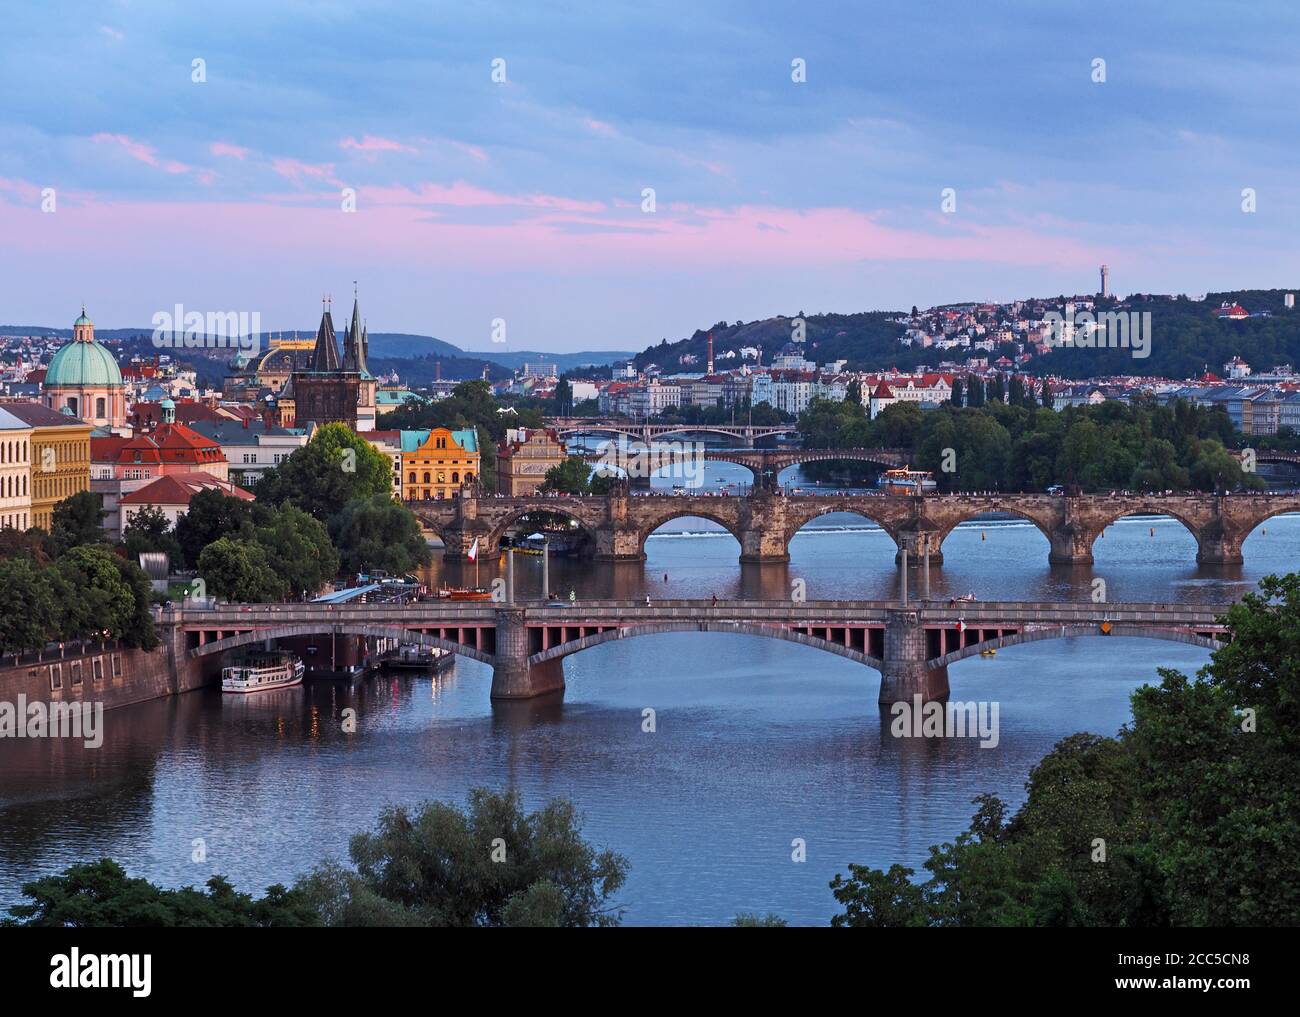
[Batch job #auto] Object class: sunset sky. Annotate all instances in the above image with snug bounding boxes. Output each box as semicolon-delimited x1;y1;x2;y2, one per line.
2;1;1298;351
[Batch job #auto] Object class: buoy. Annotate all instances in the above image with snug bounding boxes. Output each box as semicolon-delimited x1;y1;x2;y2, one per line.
1101;621;1112;634
981;531;986;541
1149;527;1154;537
1262;528;1267;536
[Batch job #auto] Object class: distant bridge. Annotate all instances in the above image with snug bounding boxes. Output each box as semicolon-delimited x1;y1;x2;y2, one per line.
410;489;1300;566
163;599;1229;704
573;446;910;484
546;416;799;446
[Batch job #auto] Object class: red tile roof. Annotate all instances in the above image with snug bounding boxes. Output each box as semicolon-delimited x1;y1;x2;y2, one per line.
119;472;254;506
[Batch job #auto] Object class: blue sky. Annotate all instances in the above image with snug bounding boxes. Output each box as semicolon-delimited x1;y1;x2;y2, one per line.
1;1;1297;351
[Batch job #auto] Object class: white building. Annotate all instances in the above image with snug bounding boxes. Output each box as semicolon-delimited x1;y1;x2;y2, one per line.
0;407;33;530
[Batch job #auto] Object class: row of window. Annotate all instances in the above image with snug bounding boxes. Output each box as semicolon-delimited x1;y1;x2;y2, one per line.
407;471;474;485
44;654;123;690
1;512;29;529
1;474;29;499
0;440;28;464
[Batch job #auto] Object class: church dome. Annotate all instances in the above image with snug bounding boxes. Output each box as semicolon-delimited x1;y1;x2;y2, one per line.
46;335;123;387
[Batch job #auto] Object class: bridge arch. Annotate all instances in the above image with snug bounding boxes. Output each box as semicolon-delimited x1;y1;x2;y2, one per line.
188;623;496;666
528;621;882;671
930;625;1223;669
488;505;602;551
784;502;903;552
637;505;745;556
933;501;1057;554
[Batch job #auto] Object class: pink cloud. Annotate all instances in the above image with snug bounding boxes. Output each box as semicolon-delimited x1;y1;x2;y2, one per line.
271;158;343;188
340;135;416;154
584;118;617;137
210;142;249;160
92;133;191;175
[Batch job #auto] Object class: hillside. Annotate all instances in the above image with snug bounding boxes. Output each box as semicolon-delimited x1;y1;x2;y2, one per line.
630;289;1300;380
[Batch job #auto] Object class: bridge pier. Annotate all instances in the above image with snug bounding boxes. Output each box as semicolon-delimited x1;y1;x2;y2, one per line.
593;525;644;561
894;529;943;567
739;527;790;564
1048;524;1096;566
490;608;566;699
1196;527;1245;565
878;609;949;705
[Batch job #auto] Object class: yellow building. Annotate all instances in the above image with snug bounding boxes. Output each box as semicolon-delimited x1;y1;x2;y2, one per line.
497;427;566;495
400;427;479;501
1;402;92;531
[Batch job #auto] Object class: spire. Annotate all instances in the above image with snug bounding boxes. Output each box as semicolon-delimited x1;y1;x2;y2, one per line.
342;289;370;376
311;305;341;372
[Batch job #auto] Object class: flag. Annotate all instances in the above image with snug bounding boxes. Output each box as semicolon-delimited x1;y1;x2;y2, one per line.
956;619;967;633
467;538;479;562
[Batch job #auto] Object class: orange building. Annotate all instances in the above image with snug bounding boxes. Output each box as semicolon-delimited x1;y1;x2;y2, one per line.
400;427;479;500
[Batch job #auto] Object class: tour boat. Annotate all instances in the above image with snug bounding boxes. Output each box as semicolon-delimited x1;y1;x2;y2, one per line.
381;644;454;672
437;586;494;602
877;468;938;495
222;651;305;693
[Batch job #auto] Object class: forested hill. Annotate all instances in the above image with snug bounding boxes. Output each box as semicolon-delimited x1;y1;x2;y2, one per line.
631;290;1300;379
631;311;906;372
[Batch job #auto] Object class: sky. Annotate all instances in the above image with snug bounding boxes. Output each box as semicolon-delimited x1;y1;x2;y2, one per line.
2;0;1299;352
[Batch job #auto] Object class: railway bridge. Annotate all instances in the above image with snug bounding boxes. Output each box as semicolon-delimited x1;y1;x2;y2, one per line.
410;489;1300;566
161;599;1228;706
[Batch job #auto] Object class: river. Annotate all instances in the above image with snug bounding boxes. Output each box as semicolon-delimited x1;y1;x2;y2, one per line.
1;462;1295;925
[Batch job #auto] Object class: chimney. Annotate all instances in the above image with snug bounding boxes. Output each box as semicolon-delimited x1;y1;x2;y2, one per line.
707;332;714;375
435;360;442;382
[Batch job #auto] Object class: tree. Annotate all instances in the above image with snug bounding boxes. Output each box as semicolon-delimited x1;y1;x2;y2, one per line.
53;545;138;643
0;558;58;655
540;456;594;494
46;491;106;557
294;789;628;927
254;505;339;597
3;859;316;928
554;376;574;416
328;494;432;576
197;538;286;603
829;863;928;927
846;378;863;405
175;489;259;569
256;423;392;521
950;377;964;406
121;506;185;568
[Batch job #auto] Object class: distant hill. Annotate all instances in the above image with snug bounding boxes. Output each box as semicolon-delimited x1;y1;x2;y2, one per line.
2;324;632;374
630;290;1300;380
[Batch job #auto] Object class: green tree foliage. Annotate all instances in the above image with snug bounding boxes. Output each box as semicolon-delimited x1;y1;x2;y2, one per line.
254;505;340;598
328;494;433;576
732;912;788;927
121;506;185;568
3;859;316;928
255;422;392;520
294;789;628;927
46;491;107;557
54;546;140;643
829;572;1300;927
175;488;259;568
540;456;596;494
197;537;286;603
0;557;59;655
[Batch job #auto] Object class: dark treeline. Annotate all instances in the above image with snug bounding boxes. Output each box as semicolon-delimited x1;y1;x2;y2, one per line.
800;393;1257;493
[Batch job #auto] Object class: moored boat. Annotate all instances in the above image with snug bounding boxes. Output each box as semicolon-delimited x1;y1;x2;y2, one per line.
222;651;305;693
877;468;938;495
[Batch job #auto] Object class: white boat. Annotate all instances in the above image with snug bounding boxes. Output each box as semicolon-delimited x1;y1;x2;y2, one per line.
222;651;305;693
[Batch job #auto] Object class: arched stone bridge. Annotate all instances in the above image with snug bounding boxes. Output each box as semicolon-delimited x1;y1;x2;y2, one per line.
546;417;799;445
574;446;910;486
410;490;1300;566
162;599;1228;705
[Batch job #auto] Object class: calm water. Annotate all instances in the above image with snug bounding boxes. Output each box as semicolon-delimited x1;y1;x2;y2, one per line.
2;461;1296;925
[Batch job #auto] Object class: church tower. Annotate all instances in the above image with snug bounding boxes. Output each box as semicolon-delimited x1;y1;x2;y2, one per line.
291;297;362;429
342;291;377;431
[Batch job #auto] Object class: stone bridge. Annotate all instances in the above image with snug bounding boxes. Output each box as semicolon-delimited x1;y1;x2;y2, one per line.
410;490;1300;566
575;446;910;486
546;416;799;446
163;599;1228;705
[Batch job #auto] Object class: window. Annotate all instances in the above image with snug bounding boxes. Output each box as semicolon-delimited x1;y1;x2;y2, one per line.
423;472;431;483
96;397;107;418
70;661;83;686
49;664;62;690
92;657;104;683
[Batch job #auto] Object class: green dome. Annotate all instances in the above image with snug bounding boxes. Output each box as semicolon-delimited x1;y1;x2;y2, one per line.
46;338;123;388
74;312;93;327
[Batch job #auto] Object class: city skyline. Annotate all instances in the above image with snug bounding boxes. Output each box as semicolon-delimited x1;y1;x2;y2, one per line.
4;3;1300;350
